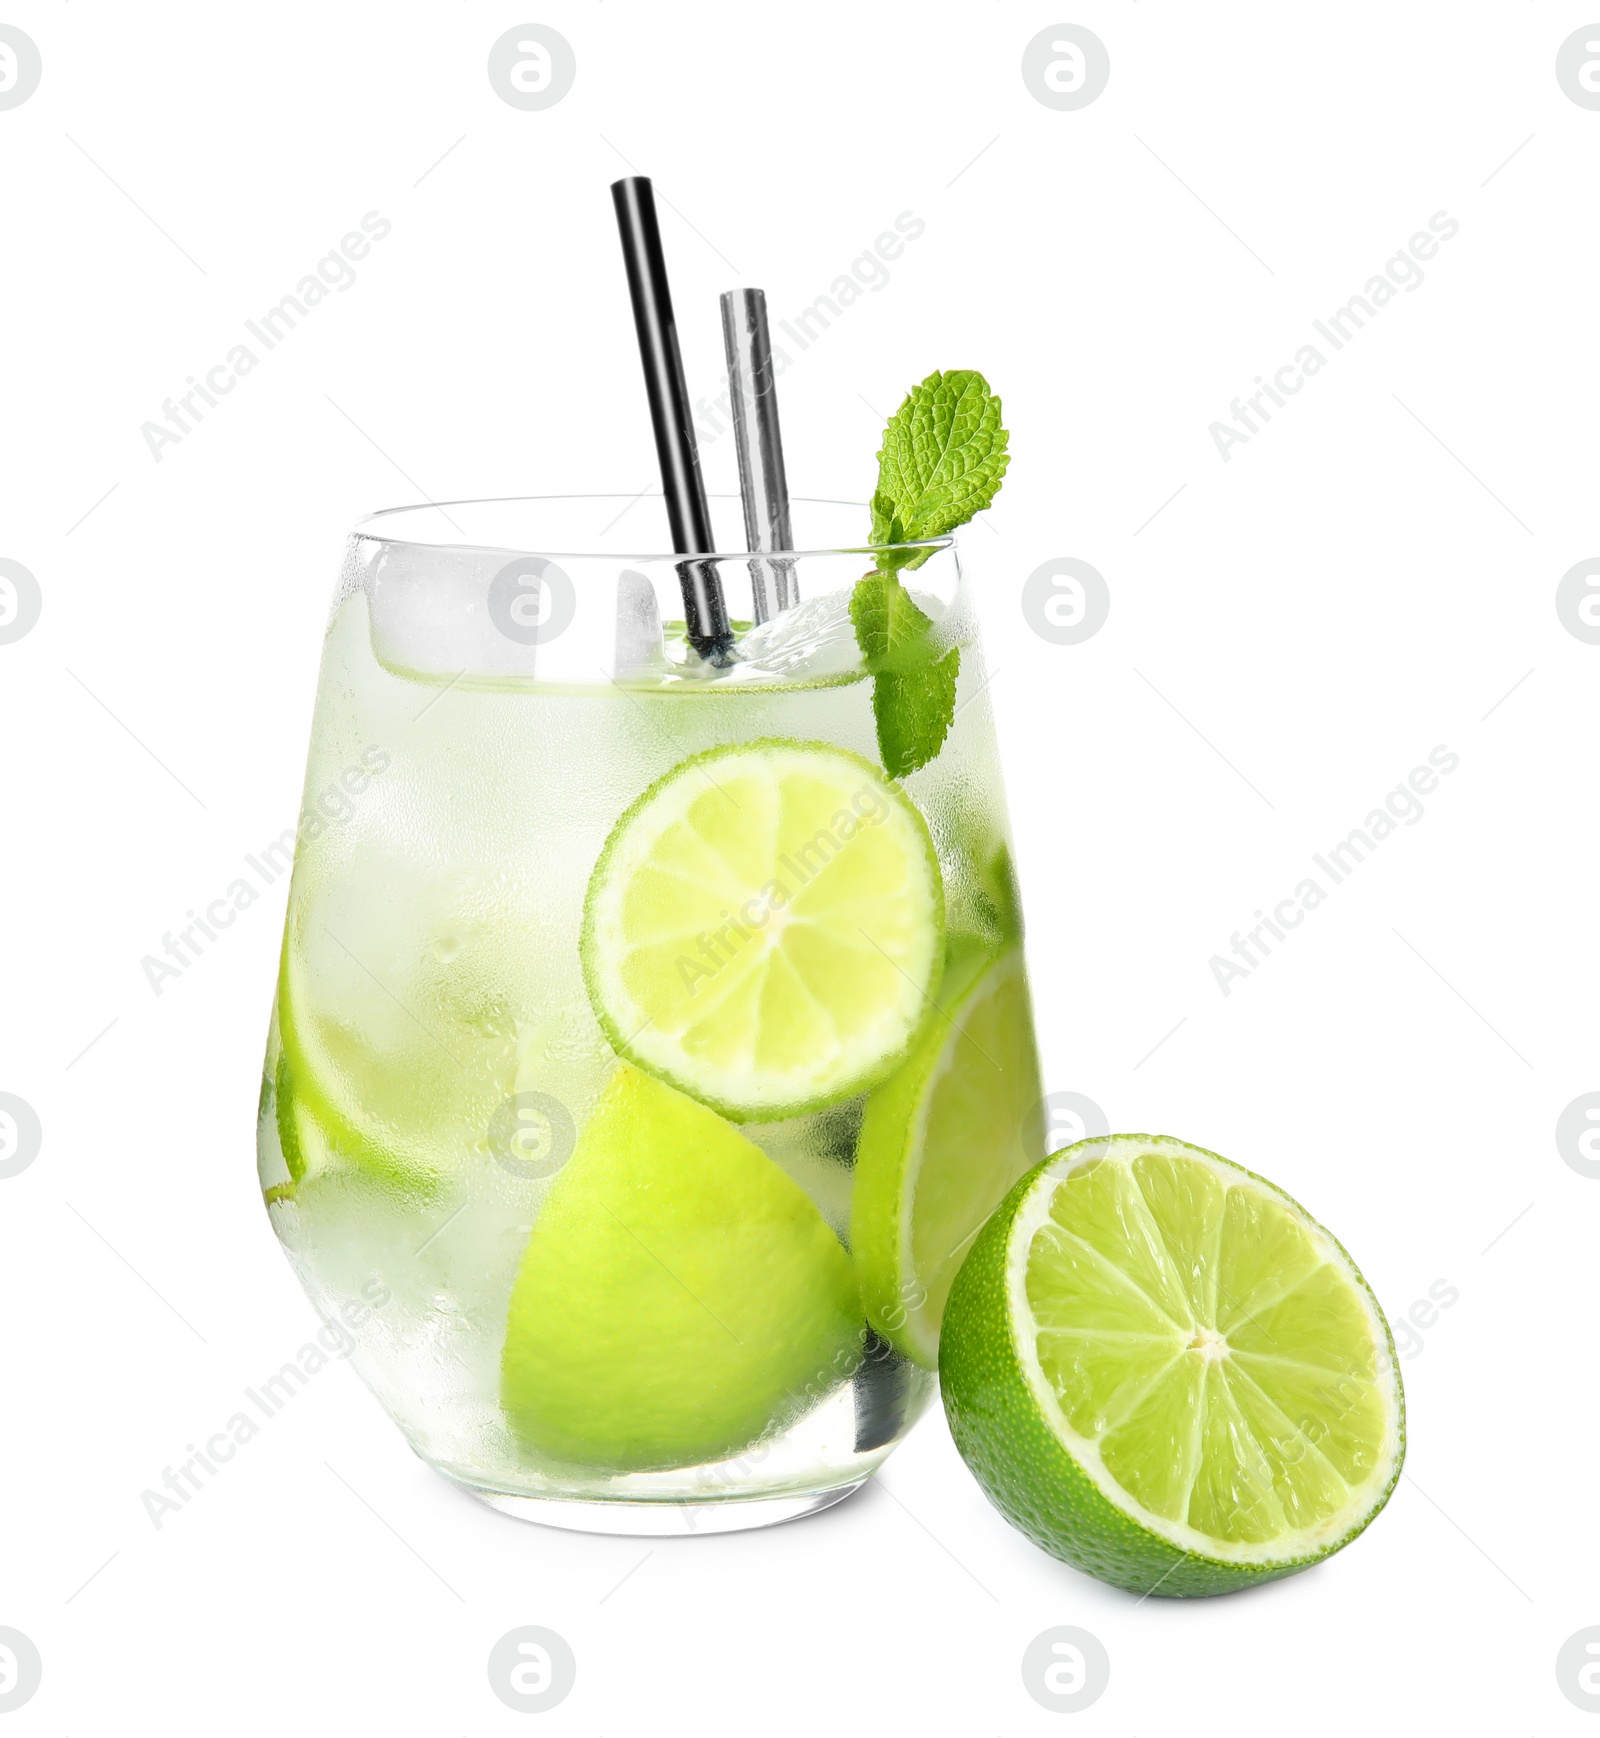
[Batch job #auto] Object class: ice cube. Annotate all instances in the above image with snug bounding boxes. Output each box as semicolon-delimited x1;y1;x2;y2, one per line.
732;588;863;682
369;542;545;681
614;568;666;678
732;584;953;684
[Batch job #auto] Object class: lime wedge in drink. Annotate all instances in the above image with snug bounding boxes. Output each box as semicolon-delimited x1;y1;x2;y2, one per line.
580;739;944;1121
940;1135;1405;1596
851;943;1043;1367
501;1066;863;1471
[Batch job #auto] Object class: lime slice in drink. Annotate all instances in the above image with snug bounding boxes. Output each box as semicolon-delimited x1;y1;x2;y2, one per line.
274;1049;319;1186
851;943;1043;1367
940;1135;1405;1596
278;856;506;1172
580;739;944;1122
275;832;599;1189
270;1035;442;1202
501;1066;863;1471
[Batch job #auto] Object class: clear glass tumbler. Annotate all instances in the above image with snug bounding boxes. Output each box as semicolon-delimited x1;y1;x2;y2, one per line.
257;495;1043;1533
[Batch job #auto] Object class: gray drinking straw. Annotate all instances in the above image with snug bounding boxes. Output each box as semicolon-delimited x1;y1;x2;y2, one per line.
719;289;797;623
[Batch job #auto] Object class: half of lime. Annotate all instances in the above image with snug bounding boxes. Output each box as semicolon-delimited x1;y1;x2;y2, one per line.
940;1134;1405;1596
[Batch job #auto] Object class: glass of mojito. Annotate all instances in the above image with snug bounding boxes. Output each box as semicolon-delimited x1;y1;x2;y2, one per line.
258;484;1043;1532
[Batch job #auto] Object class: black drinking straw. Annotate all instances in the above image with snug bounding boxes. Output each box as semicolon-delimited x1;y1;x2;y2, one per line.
610;176;733;664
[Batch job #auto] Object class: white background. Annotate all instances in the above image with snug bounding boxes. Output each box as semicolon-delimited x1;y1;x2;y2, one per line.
2;2;1595;1731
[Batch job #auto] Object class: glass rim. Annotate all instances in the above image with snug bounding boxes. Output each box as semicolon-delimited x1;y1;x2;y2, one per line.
349;493;956;564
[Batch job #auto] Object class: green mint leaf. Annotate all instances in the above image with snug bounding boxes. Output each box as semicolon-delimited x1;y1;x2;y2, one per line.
874;370;1009;563
854;369;1007;778
868;493;916;577
850;571;958;776
872;646;960;781
849;571;937;672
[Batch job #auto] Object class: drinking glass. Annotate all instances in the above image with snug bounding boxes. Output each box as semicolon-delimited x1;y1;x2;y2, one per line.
257;495;1042;1533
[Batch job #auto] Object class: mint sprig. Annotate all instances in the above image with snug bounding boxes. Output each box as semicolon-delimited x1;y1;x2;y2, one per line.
848;571;961;779
853;371;1009;778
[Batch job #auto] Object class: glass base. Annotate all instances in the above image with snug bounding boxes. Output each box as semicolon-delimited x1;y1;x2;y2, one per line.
442;1471;869;1536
